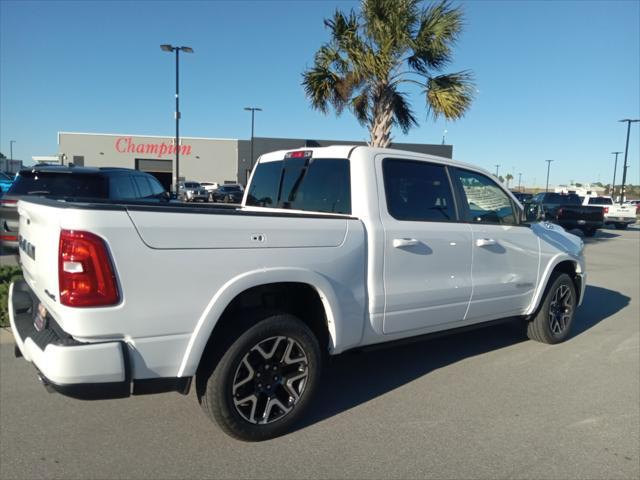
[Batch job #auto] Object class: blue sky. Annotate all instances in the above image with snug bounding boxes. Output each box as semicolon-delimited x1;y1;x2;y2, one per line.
1;0;638;187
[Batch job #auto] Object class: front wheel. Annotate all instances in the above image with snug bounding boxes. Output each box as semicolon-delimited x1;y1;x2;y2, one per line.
198;314;322;441
527;272;577;344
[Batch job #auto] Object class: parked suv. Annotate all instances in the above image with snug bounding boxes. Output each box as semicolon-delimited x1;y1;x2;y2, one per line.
212;184;244;203
179;181;209;202
0;165;167;251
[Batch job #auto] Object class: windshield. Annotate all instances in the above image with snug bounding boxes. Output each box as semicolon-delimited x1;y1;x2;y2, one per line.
8;171;108;198
588;197;613;205
183;182;200;188
545;193;581;205
221;186;241;192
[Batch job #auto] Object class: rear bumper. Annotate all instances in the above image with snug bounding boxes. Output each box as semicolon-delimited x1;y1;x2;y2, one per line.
9;279;130;398
9;279;191;399
603;217;636;225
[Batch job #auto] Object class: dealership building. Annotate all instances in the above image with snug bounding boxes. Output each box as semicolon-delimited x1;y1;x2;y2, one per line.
56;132;453;191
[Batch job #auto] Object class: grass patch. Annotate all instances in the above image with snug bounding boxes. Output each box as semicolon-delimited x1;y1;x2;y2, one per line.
1;265;23;327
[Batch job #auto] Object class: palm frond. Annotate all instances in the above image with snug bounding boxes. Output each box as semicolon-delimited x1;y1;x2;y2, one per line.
390;89;418;133
425;70;476;120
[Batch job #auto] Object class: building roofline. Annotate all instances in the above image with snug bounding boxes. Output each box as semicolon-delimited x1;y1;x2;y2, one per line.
57;131;238;142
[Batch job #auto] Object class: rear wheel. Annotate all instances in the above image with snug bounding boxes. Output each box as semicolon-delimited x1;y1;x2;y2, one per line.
198;313;321;441
615;223;628;230
582;228;596;237
527;272;577;344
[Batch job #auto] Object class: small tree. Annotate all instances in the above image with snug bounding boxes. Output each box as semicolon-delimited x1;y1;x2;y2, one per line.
302;0;475;148
505;173;513;188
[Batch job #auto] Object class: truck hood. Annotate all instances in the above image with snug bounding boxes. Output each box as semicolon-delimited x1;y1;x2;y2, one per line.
531;221;584;257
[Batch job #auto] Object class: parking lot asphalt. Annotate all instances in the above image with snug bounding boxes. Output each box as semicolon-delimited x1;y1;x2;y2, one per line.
1;226;638;480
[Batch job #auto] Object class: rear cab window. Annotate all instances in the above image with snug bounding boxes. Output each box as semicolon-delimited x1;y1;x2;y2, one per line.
587;197;613;205
246;156;351;215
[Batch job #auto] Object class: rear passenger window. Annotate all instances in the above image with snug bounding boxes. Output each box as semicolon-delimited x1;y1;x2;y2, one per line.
454;169;516;225
382;159;456;221
109;175;138;199
133;176;153;198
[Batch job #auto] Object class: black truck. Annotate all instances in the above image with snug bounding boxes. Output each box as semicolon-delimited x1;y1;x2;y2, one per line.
525;192;604;237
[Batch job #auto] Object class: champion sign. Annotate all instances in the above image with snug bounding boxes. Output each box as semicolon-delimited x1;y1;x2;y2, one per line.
115;137;192;158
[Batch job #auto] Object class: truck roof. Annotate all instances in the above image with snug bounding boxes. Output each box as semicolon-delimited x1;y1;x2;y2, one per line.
258;145;493;177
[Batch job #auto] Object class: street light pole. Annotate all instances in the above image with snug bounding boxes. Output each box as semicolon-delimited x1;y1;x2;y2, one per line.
161;44;193;197
611;151;622;199
545;159;554;192
244;107;262;183
518;172;522;192
618;119;639;204
495;164;500;177
9;140;16;162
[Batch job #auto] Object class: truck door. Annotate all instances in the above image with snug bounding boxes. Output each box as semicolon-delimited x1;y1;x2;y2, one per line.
450;168;539;322
378;157;473;335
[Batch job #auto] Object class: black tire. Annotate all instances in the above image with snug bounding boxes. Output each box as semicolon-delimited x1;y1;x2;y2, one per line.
198;313;322;441
582;228;596;237
527;272;577;344
615;223;628;230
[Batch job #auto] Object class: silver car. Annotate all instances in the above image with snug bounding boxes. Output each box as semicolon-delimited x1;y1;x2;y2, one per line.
180;181;209;202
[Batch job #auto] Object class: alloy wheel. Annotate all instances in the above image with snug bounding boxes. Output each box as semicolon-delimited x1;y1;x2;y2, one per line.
548;284;574;335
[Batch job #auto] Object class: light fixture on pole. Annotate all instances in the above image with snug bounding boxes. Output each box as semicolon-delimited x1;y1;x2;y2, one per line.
161;44;194;197
545;159;554;192
611;151;622;199
244;107;262;183
618;119;639;204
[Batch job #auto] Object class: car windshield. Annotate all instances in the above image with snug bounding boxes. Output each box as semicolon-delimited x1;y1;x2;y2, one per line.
221;186;241;192
7;171;108;198
545;193;581;205
184;182;200;188
588;197;613;205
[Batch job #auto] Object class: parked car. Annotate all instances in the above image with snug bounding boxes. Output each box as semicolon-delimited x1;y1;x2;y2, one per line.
512;191;532;204
179;181;209;202
0;165;167;251
212;184;244;203
0;172;14;195
9;146;586;441
581;195;636;230
525;192;603;236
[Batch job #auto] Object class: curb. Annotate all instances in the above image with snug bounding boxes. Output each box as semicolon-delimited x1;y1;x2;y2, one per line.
0;327;15;345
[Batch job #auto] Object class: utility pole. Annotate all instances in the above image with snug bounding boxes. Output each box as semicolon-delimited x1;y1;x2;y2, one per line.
611;151;622;199
495;164;500;177
618;119;639;204
518;172;522;192
9;140;16;162
244;107;262;184
545;159;554;192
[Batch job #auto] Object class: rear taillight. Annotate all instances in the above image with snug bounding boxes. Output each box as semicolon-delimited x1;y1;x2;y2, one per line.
0;199;17;206
603;207;609;214
0;234;18;241
58;230;119;307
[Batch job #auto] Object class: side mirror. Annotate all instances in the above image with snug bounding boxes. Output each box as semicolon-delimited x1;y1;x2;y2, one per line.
523;202;541;222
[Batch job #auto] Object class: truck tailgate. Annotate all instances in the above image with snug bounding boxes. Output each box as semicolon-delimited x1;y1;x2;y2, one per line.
16;200;61;304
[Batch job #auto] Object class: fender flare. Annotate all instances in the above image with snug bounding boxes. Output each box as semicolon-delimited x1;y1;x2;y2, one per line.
525;253;582;316
176;267;342;377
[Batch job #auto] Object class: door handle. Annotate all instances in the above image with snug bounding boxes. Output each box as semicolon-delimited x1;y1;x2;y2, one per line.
476;238;497;247
393;238;420;248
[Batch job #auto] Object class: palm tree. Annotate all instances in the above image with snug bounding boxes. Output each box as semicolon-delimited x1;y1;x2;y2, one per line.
505;173;513;188
302;0;475;148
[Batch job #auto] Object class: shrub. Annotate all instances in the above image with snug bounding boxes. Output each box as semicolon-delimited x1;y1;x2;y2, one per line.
0;265;23;327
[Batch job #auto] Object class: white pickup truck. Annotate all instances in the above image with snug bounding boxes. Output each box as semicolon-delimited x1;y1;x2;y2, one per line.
581;195;636;229
9;146;586;441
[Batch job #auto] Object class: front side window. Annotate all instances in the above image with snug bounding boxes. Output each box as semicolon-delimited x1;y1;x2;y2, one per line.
246;158;351;214
454;169;516;225
382;159;456;222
